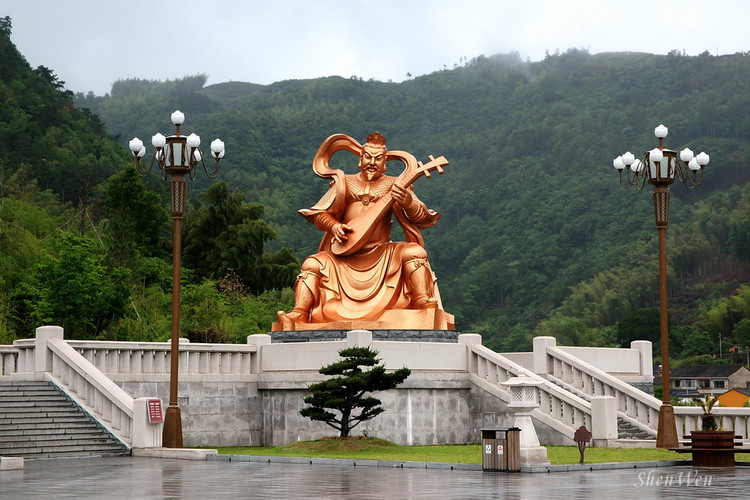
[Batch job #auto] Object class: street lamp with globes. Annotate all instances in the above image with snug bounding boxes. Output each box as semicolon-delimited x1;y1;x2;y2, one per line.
128;110;225;448
612;124;708;449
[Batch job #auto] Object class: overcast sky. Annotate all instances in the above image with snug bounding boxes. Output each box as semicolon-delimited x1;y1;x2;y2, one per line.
4;0;749;96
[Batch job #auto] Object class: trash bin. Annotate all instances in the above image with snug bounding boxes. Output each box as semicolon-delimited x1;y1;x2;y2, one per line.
505;427;521;472
481;428;521;472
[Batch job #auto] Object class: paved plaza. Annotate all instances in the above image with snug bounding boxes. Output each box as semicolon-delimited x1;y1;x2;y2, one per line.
2;456;750;499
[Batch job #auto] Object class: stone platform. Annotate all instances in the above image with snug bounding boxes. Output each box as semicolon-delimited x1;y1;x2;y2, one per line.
270;329;459;343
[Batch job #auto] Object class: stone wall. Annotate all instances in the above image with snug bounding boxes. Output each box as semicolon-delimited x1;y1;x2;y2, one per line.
261;375;474;446
118;377;263;447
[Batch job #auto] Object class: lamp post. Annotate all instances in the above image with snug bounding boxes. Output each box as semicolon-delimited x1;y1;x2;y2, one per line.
128;110;225;448
612;124;709;448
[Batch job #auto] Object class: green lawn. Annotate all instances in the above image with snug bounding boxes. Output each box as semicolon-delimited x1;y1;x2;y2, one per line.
214;438;750;465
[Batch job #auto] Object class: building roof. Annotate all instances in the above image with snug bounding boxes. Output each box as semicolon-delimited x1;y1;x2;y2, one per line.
719;388;750;397
670;364;745;378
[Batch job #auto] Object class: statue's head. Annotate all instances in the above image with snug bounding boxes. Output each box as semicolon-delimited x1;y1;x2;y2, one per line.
358;132;387;181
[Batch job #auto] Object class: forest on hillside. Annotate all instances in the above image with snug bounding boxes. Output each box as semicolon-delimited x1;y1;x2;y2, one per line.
2;15;749;362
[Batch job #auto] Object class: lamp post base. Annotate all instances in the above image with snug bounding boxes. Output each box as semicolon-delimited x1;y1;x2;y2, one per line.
162;405;184;448
656;403;679;449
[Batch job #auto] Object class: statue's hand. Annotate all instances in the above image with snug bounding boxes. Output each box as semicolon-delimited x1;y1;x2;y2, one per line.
391;184;414;209
332;223;353;244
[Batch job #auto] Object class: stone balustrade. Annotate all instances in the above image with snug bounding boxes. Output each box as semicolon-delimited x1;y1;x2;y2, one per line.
0;346;18;375
532;336;750;439
6;326;747;446
542;339;659;436
48;335;134;442
673;406;750;438
66;340;259;379
462;335;593;445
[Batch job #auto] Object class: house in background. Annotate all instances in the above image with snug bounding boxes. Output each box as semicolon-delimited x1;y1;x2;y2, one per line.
669;365;750;400
717;388;750;407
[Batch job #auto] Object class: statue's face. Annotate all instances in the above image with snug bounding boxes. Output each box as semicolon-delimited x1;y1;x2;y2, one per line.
358;144;387;181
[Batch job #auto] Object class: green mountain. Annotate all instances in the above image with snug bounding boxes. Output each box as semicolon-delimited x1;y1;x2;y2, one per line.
78;49;750;349
2;13;748;355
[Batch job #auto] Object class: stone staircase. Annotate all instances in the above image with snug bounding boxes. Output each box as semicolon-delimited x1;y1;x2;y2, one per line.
0;380;129;459
617;417;653;440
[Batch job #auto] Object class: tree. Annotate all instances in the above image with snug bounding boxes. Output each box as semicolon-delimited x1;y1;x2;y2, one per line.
22;232;131;339
681;331;716;358
182;181;299;294
300;347;410;437
100;165;169;269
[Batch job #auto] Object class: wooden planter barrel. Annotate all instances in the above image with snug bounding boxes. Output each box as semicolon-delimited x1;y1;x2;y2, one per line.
673;430;744;467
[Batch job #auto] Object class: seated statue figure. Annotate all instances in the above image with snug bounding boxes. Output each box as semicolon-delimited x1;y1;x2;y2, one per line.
273;132;454;331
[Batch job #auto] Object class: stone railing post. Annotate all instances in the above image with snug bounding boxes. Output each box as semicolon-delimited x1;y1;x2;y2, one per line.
247;334;271;374
458;333;482;345
630;340;653;379
132;397;164;448
532;336;556;376
347;329;373;348
591;396;618;444
34;325;64;375
458;334;482;374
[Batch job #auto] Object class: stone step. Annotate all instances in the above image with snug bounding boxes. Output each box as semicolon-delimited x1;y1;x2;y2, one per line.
0;380;128;459
0;382;59;388
0;388;60;396
616;417;654;439
0;385;59;393
1;405;82;414
0;436;121;448
0;430;111;442
0;421;99;431
0;443;127;456
0;411;97;425
1;397;74;405
0;449;128;459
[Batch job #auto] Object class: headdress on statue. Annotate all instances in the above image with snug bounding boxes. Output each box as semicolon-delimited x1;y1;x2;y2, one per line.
365;132;387;148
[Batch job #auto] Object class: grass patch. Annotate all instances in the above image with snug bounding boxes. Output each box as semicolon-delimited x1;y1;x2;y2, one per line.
217;438;750;465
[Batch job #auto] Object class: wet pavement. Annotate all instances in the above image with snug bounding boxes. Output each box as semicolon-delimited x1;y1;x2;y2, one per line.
1;456;749;499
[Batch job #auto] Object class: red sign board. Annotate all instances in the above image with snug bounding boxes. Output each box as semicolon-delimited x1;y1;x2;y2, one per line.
147;398;164;423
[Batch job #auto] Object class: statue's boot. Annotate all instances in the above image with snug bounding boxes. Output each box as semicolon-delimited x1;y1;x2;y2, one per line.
406;258;438;309
284;271;320;323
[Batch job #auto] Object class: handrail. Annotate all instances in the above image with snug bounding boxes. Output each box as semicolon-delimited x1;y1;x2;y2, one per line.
47;337;134;445
66;340;258;376
673;406;750;439
468;343;591;441
0;345;19;375
543;344;750;439
545;345;660;435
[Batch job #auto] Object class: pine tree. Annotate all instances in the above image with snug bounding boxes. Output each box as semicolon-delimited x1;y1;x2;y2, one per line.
300;347;410;437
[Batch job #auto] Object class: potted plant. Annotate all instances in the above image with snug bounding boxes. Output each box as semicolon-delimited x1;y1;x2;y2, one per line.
698;394;718;431
688;394;739;466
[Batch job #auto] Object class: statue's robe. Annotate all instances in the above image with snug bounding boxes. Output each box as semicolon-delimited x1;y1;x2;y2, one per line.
298;173;440;323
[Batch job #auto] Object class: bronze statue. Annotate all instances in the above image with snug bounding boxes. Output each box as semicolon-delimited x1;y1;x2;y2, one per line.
273;133;454;331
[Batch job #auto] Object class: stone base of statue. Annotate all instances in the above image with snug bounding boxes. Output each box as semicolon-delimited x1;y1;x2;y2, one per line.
272;308;455;333
270;328;459;343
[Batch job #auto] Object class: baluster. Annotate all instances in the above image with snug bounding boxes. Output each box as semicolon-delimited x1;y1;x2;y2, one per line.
188;350;199;373
131;350;142;373
231;352;242;374
573;367;583;390
566;401;574;425
179;350;188;373
119;349;130;373
197;351;209;373
210;352;221;374
143;350;153;372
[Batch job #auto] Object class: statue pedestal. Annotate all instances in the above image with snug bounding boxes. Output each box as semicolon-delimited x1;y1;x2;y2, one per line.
270;328;459;343
272;308;455;333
